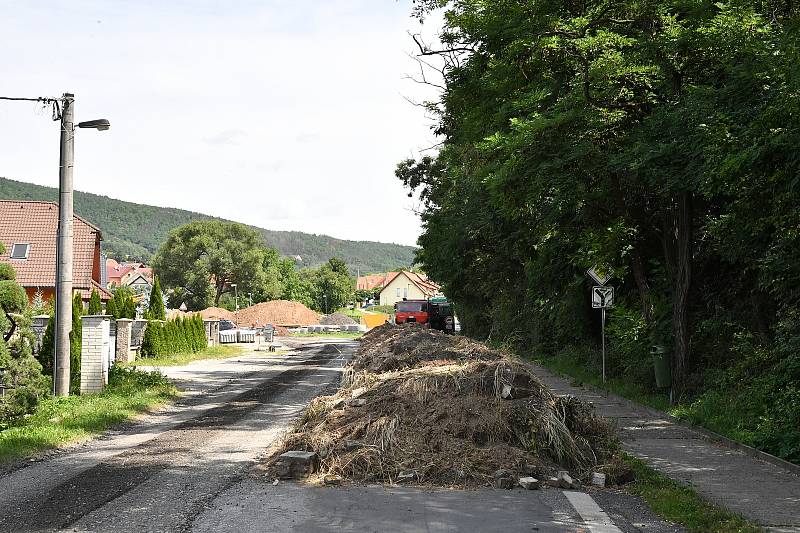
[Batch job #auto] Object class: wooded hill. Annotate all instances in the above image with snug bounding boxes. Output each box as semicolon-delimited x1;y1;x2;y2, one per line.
0;177;415;273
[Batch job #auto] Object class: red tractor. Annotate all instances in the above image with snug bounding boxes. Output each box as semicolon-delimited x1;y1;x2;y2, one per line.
394;297;456;333
394;299;430;325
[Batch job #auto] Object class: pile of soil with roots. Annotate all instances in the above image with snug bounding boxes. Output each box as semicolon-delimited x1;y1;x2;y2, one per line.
270;324;620;488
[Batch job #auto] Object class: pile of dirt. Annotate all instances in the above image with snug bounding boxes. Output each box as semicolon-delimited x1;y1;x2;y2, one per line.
320;312;357;326
198;306;237;322
273;325;290;336
271;324;619;488
354;325;502;373
235;300;320;327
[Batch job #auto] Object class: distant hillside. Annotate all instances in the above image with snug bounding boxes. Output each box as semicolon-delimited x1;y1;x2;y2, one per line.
0;177;416;274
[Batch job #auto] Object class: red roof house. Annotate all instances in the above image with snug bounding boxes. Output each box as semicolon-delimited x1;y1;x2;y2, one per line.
0;200;112;303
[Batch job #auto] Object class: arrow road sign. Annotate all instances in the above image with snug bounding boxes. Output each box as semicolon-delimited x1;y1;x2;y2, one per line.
587;266;612;286
592;286;614;308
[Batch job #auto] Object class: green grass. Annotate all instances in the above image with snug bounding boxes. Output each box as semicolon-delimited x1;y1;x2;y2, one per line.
362;305;394;315
132;345;245;367
336;307;363;321
0;367;178;463
622;454;760;532
290;331;364;338
533;351;671;412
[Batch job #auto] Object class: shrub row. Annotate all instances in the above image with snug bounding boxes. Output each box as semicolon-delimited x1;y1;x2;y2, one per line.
141;315;206;357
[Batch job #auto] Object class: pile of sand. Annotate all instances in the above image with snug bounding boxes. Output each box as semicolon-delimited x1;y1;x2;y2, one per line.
272;324;619;488
198;306;237;322
320;312;357;326
235;300;320;327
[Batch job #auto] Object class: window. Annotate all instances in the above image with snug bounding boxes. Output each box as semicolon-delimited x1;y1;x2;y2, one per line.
396;287;401;297
10;243;30;260
403;287;408;298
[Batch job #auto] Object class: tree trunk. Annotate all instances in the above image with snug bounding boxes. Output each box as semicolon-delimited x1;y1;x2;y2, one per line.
671;191;692;402
609;173;653;323
214;283;224;306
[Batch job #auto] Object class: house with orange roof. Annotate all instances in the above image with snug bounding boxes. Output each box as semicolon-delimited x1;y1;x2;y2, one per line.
0;200;112;304
356;273;396;292
378;270;441;307
106;258;153;291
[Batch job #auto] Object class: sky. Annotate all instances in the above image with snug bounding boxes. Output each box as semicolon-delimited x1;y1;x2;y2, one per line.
0;1;443;246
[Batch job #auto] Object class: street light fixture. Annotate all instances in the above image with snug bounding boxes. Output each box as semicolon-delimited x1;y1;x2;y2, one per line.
77;119;111;131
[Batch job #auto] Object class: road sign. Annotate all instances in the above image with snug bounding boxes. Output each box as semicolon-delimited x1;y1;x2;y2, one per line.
592;286;614;308
587;266;612;286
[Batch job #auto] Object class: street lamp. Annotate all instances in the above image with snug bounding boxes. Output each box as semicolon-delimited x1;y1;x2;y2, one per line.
53;93;110;397
231;283;238;310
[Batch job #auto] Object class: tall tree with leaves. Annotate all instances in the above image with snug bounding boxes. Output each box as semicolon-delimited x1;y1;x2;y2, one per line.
153;221;267;310
399;0;797;401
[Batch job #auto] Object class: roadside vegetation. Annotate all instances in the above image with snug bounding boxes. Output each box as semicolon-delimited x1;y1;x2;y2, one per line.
399;1;800;465
133;344;244;367
289;331;363;339
0;366;177;463
362;305;394;315
622;455;759;533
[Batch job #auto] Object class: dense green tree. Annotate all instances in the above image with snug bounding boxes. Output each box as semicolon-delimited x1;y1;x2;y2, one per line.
0;243;49;420
308;258;354;313
153;221;266;310
147;277;166;320
399;0;800;421
87;289;102;315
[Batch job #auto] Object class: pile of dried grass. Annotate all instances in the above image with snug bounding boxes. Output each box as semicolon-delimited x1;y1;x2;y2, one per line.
274;324;617;487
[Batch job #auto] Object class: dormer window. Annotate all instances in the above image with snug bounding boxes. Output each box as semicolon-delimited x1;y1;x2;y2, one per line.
10;243;30;260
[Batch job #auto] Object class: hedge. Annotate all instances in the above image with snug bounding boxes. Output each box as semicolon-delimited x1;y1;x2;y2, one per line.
141;315;206;357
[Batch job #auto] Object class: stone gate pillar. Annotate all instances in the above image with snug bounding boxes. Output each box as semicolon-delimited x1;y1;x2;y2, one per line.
80;315;112;394
203;319;220;346
115;318;133;363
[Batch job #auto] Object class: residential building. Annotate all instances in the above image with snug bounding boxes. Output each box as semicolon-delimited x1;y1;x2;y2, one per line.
356;273;396;292
378;270;441;307
0;200;112;303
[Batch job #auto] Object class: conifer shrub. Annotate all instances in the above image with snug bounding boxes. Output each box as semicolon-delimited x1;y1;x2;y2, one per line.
140;315;206;357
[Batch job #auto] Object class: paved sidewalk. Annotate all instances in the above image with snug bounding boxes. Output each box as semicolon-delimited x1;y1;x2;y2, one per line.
528;363;800;531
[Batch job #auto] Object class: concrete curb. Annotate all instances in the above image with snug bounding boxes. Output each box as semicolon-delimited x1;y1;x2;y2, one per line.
527;362;800;478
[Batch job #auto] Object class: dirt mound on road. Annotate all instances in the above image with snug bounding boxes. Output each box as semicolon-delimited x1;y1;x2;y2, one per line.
272;323;617;488
198;307;237;322
235;300;320;327
355;324;501;373
320;312;357;326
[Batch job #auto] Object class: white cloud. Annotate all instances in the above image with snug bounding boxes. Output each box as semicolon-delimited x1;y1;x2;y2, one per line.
0;0;443;246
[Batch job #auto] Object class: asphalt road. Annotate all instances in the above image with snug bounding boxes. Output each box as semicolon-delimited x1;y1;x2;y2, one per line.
0;338;681;532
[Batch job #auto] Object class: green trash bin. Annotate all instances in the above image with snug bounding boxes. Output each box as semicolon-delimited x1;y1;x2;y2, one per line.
651;345;672;388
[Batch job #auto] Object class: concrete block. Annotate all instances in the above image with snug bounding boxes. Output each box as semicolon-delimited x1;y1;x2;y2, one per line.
591;472;606;487
557;471;574;489
518;477;540;490
276;450;319;479
494;469;515;489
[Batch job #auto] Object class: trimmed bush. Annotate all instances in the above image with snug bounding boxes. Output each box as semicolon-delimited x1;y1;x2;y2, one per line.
141;315;206;357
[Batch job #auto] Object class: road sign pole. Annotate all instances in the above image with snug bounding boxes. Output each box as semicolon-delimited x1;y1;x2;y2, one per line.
601;306;606;383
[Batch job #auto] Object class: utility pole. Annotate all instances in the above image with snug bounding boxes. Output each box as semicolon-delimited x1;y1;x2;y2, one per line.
54;93;75;397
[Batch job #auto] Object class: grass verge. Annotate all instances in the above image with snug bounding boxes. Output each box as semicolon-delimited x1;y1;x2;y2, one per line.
132;345;245;367
290;331;363;339
622;454;760;532
533;352;671;411
0;366;177;464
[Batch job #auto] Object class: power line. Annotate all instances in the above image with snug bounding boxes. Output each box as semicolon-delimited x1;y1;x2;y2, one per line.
0;95;59;103
0;95;62;120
